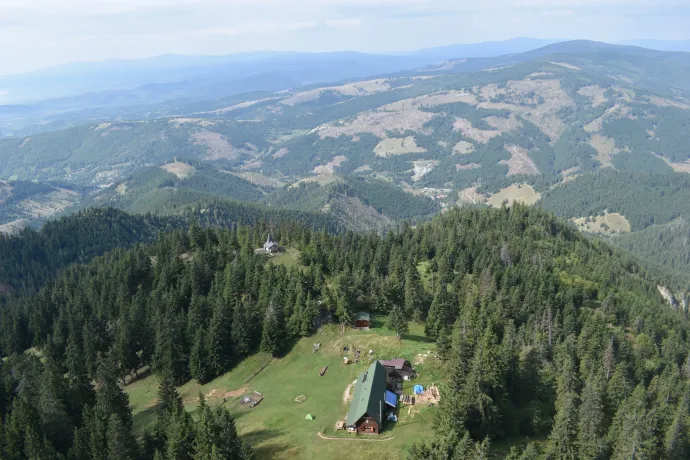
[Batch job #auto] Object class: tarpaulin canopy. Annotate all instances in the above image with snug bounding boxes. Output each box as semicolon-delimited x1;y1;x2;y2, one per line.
413;385;424;395
384;390;397;408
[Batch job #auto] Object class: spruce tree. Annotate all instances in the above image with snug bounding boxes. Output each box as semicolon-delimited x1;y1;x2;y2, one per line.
387;305;409;338
260;303;285;356
106;415;137;460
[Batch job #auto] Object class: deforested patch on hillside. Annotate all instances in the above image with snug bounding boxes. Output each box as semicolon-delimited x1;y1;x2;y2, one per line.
411;160;439;182
380;90;478;112
313;155;347;174
0;219;29;236
314;109;435;139
202;97;283;115
487;183;540;207
374;136;426;156
0;181;12;204
589;134;622;168
577;85;608;106
194;131;249;161
453;118;502;143
17;189;80;219
452;140;475;155
456;163;481;171
168;118;216;127
500;145;540;176
643;95;690;109
550;61;582;71
324;195;392;232
280;79;391;106
161;162;195;179
475;79;575;140
289;173;344;189
224;171;285;189
572;211;631;234
458;186;486;205
271;147;289;158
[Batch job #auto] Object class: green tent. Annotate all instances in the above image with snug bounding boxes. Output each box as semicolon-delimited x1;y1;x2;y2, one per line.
305;414;315;420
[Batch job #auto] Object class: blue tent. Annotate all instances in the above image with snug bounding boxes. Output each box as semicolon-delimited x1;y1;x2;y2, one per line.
384;390;397;408
413;385;424;395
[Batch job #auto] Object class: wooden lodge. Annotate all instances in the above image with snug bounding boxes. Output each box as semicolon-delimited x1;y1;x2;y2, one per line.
346;361;392;434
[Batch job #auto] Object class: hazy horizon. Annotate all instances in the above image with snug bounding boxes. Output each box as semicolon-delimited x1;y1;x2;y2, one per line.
2;0;689;75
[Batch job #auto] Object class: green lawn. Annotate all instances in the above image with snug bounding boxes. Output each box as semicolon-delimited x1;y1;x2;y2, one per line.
127;321;440;460
267;248;302;270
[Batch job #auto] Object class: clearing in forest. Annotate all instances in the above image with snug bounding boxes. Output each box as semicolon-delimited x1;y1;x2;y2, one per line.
499;145;540;176
126;322;441;460
374;137;426;156
572;212;631;234
487;183;540;208
161;162;195;179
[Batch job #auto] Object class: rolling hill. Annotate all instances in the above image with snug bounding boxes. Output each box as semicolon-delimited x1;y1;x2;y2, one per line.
3;40;690;281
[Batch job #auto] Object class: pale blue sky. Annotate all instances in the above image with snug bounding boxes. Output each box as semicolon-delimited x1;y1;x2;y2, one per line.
1;0;689;74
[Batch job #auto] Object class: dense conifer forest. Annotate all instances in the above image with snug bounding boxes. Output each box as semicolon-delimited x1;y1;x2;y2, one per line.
0;204;688;458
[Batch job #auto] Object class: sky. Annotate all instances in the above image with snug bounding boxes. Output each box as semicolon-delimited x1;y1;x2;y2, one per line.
1;0;689;74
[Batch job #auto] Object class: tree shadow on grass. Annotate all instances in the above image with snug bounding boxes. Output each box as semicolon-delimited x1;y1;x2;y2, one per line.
403;334;435;344
242;428;289;459
133;405;158;435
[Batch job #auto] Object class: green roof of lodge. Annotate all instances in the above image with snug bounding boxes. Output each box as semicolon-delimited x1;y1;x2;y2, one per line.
354;311;370;322
346;361;388;427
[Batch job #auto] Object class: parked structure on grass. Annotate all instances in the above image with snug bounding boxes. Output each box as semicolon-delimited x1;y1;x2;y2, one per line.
354;311;371;329
345;361;396;434
263;234;279;253
378;359;416;381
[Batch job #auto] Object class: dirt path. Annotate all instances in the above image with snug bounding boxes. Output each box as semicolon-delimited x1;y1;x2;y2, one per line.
463;191;477;205
317;432;396;442
342;380;357;404
512;145;539;175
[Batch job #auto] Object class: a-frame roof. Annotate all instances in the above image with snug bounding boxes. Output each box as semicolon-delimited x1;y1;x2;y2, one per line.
345;361;388;427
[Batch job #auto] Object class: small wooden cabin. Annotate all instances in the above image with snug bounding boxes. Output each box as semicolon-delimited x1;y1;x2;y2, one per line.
346;361;389;434
354;311;371;329
378;358;417;381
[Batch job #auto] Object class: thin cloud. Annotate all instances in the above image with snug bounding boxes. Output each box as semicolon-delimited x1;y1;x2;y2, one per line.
542;10;575;17
325;18;362;28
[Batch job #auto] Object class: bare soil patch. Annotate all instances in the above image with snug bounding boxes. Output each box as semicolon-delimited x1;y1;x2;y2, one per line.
411;160;439;182
643;95;690;110
224;171;284;188
374;137;426;156
453;141;475;155
458;186;486;206
550;62;582;71
572;212;630;234
315;109;435;139
290;174;344;189
161;162;195;179
313;155;347;175
193;131;247;161
169;118;216;127
272;147;289;158
281;79;391;106
487;183;540;208
0;219;29;236
380;90;477;112
500;145;540;176
453;118;502;143
589;135;621;168
456;163;481;171
18;137;31;148
578;85;608;107
202;97;282;115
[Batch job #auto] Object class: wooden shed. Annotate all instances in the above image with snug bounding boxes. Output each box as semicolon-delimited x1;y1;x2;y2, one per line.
354;311;371;329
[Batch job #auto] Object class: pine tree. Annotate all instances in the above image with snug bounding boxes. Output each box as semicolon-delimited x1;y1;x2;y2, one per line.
387;305;409;338
231;300;250;358
94;352;132;429
545;392;579;460
404;264;425;322
106;415;137;460
260;303;285;356
189;327;210;384
664;392;690;459
577;375;608;458
206;298;233;378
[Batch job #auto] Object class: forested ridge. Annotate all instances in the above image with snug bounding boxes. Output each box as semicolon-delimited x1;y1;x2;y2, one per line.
0;205;688;459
